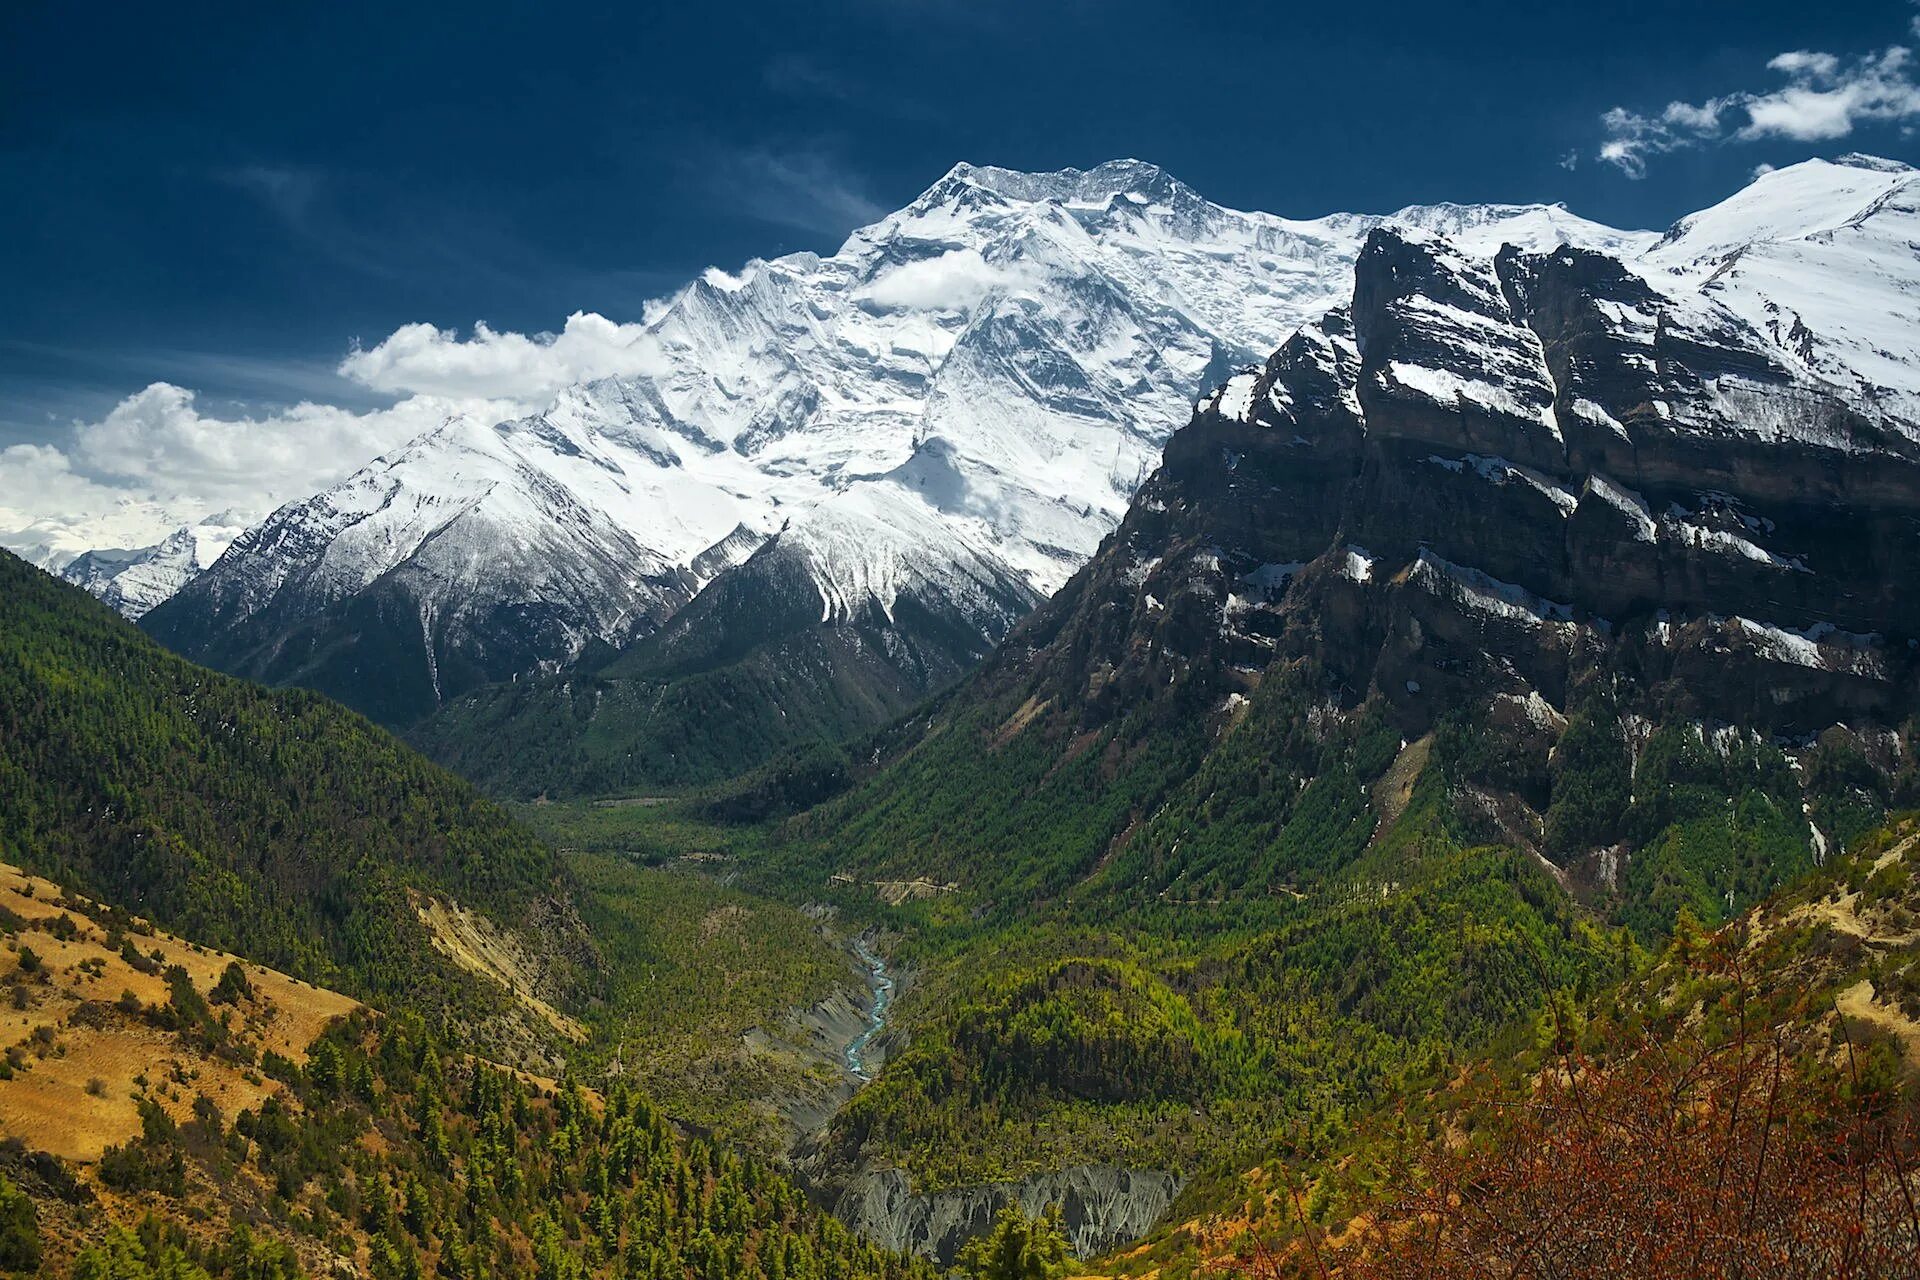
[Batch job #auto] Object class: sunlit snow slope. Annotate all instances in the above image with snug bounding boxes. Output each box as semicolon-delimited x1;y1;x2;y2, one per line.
140;159;1638;726
1639;155;1920;426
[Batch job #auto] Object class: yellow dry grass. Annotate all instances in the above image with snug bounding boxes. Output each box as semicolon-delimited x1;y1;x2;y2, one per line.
0;861;359;1162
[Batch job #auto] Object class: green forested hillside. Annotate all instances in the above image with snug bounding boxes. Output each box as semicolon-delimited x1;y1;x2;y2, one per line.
9;552;1919;1277
812;737;1622;1189
696;637;1876;1193
410;595;986;801
27;1004;933;1280
785;655;1851;938
0;550;574;1029
1106;820;1920;1279
409;638;896;801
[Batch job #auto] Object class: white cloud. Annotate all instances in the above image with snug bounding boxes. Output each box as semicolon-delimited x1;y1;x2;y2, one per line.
68;383;496;498
1661;99;1728;133
0;444;164;560
340;311;658;400
1767;50;1841;81
1599;34;1920;176
856;249;1040;312
0;383;522;562
3;305;685;562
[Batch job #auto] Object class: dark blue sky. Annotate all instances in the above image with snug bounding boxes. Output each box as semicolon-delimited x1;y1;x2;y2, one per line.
4;0;1917;440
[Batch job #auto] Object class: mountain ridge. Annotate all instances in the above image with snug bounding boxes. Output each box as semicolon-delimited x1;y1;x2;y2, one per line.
97;155;1920;799
129;159;1642;741
779;153;1920;919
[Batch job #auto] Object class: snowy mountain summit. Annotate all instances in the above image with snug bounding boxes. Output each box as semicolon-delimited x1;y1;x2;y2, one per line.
57;515;247;620
131;157;1916;757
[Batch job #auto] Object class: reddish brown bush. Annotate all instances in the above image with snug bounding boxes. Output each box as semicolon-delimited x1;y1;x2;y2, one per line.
1227;952;1920;1280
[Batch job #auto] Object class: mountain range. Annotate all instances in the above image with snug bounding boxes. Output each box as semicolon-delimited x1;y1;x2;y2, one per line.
10;150;1920;1278
104;161;1631;761
742;154;1920;1217
46;153;1920;796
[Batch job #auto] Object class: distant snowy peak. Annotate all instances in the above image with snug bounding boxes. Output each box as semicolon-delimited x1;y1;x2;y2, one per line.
1646;154;1917;262
1640;154;1920;421
920;159;1196;209
59;516;246;620
1387;201;1657;258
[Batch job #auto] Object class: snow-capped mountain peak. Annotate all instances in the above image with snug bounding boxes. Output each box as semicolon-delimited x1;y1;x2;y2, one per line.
57;514;248;620
1639;154;1920;420
927;159;1202;217
122;156;1920;746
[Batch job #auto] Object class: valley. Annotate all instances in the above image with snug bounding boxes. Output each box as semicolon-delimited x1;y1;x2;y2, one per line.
5;148;1920;1278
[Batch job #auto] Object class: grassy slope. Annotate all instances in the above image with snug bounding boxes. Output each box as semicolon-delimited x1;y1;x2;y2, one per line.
0;859;359;1165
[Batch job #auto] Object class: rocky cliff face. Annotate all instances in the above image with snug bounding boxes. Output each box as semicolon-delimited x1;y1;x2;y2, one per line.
1092;219;1919;748
830;1166;1181;1265
878;156;1920;907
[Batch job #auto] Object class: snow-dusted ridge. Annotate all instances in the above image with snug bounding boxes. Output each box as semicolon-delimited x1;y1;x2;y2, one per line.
106;154;1920;731
1638;155;1920;425
119;158;1648;722
56;516;247;620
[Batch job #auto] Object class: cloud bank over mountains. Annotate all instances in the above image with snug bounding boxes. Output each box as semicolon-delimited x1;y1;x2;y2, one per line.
0;314;653;562
338;312;656;400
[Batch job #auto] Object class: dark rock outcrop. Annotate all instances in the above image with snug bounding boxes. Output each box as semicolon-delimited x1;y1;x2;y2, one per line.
987;223;1920;810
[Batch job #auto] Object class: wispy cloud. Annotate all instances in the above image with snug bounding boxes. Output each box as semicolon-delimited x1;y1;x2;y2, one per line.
762;53;851;101
2;337;384;407
756;51;945;128
217;164;324;225
1597;15;1920;177
692;142;885;237
214;162;432;282
212;161;567;298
